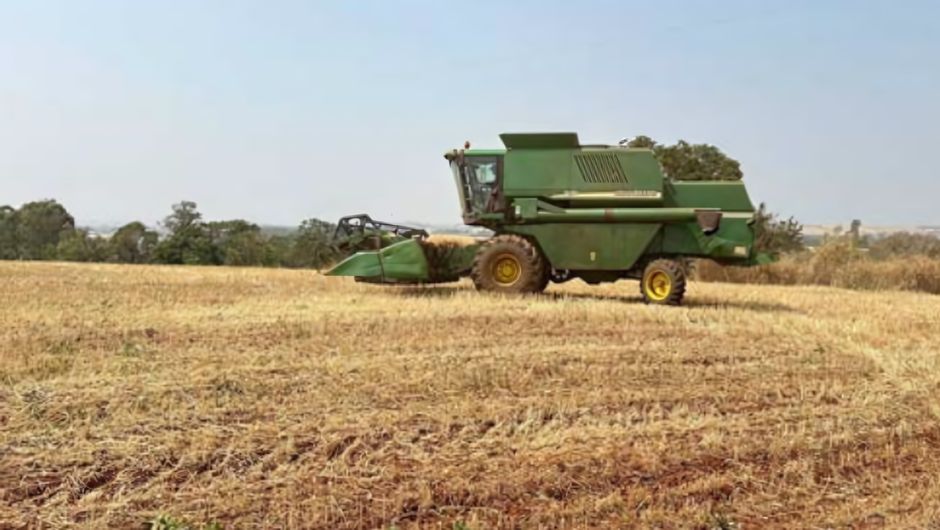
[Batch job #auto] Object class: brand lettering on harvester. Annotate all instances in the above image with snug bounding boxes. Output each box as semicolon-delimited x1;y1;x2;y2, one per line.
613;190;661;197
555;191;663;199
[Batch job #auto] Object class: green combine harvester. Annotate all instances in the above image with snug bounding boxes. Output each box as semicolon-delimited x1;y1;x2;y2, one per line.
328;132;769;305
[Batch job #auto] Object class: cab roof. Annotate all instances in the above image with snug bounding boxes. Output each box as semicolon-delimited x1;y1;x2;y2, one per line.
500;132;580;149
463;149;506;156
451;132;649;158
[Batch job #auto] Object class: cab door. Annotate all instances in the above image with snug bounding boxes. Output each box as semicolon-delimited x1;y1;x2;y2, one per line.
463;156;504;215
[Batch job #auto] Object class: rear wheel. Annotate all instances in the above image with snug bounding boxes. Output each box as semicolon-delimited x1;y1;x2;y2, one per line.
471;235;548;294
640;259;687;305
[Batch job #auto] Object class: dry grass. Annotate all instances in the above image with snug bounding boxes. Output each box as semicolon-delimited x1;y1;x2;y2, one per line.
424;234;481;246
2;261;940;529
697;246;940;295
420;235;481;282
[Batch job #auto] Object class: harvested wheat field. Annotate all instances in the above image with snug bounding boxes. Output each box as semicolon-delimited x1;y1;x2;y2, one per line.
3;262;940;529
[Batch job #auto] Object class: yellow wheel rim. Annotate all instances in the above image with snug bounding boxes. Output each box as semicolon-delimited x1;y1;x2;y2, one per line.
644;270;672;301
492;254;522;286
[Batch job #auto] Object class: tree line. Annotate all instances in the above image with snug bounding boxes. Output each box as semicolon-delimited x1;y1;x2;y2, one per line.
0;200;339;269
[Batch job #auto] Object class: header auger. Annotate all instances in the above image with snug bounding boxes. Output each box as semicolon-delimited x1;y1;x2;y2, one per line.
328;132;771;304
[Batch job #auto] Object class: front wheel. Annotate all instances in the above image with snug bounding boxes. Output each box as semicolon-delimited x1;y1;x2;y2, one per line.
471;235;548;294
640;259;687;305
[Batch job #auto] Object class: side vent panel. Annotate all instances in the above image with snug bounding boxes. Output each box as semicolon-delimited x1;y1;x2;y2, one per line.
574;153;628;184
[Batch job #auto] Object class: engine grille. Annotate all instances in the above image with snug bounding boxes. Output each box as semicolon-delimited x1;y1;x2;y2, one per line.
574;153;628;184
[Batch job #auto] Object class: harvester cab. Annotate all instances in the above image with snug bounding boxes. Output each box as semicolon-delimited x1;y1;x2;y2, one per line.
328;132;772;304
450;152;503;223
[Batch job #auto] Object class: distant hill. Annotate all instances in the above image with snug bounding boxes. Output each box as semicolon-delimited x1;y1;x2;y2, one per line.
399;221;493;237
803;224;940;237
258;225;297;237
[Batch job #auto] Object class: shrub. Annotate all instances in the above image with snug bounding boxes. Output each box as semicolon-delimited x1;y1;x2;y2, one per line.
868;232;940;260
695;240;940;295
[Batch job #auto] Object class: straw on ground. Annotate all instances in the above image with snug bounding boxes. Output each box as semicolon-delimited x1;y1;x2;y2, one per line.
2;261;939;528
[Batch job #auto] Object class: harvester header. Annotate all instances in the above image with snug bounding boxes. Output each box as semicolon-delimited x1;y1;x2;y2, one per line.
329;132;770;304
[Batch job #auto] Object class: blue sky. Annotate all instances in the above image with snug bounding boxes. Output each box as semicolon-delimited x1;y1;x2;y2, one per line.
1;0;938;227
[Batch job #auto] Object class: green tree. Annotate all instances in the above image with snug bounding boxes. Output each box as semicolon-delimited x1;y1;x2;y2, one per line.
627;137;795;254
0;205;17;260
153;201;216;265
752;203;804;255
162;200;201;234
625;135;657;149
109;221;159;263
262;234;295;267
15;200;75;260
626;136;743;181
290;218;338;269
207;219;267;266
56;228;108;262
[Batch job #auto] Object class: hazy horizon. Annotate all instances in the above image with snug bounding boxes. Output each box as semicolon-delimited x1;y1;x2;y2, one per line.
2;1;938;228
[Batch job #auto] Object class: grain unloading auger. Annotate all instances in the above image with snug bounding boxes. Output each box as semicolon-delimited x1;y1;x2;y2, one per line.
328;132;772;304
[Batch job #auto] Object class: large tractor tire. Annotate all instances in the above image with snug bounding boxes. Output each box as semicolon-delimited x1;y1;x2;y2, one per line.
536;266;552;292
640;258;687;305
471;235;548;294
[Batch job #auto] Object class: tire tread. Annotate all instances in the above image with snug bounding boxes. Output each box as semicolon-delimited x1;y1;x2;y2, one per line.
640;258;687;305
471;235;548;294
